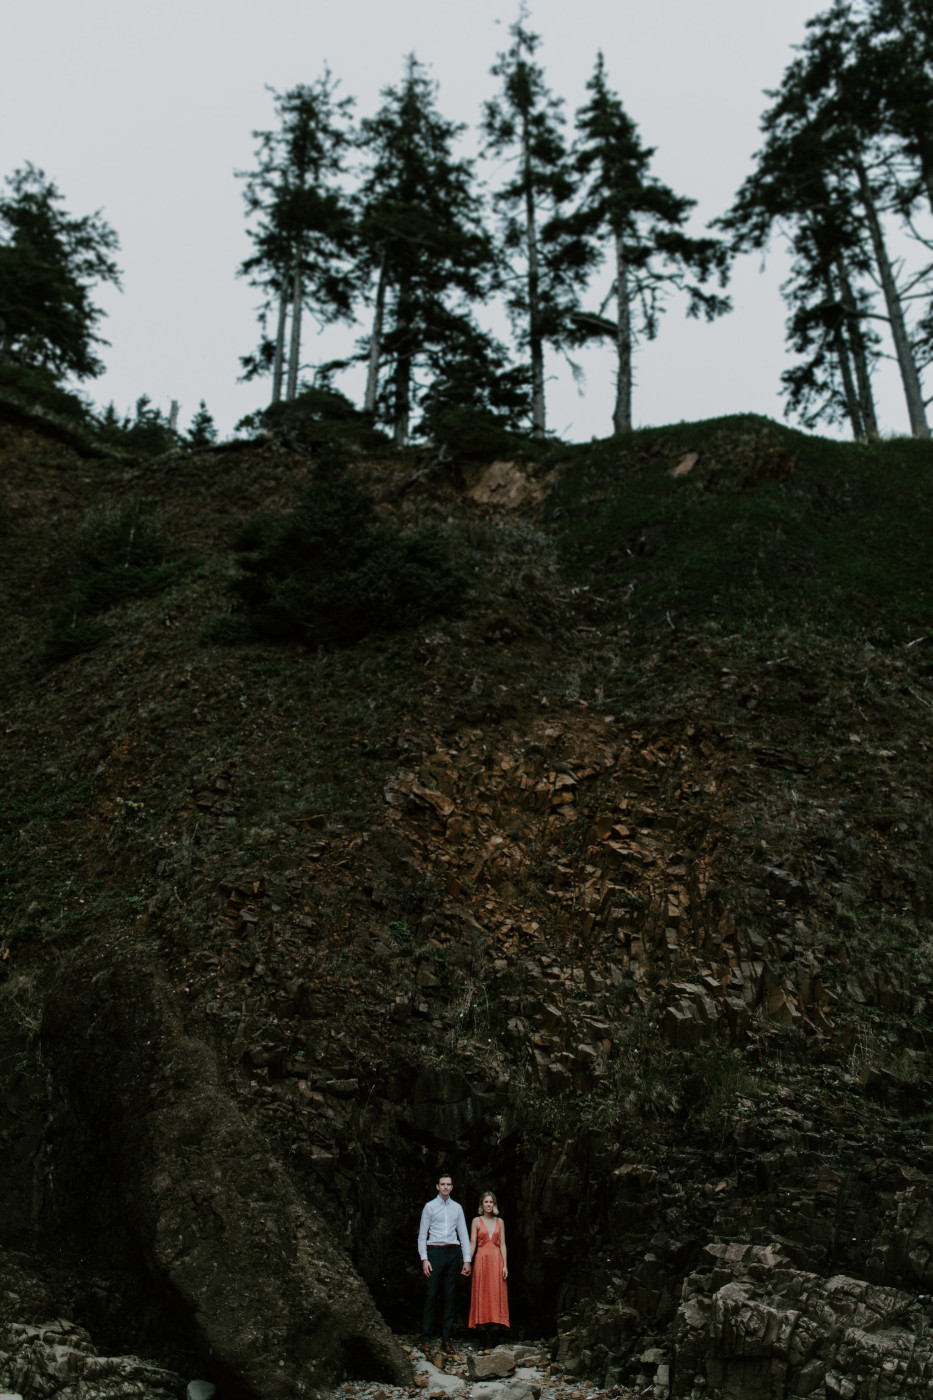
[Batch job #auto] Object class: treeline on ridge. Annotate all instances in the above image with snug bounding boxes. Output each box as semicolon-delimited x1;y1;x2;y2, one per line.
2;0;933;446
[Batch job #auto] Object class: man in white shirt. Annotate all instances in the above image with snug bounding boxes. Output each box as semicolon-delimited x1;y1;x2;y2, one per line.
417;1172;472;1354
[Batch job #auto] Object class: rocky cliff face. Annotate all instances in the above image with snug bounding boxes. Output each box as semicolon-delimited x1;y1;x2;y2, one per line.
673;1243;933;1400
0;404;931;1398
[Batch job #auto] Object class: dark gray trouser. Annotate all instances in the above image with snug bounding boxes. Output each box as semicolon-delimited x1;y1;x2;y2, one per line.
423;1246;461;1340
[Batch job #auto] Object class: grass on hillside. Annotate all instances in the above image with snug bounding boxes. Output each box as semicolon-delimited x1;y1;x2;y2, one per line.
550;414;933;645
45;500;186;664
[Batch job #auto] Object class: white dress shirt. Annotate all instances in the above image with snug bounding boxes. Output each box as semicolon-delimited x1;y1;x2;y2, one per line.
418;1194;470;1262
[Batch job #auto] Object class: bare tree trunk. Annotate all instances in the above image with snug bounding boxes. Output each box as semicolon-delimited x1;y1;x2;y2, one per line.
271;285;288;406
286;261;303;402
824;269;863;439
613;231;633;435
855;159;929;437
393;302;411;448
833;323;862;440
393;347;410;448
364;251;388;415
523;132;546;439
836;258;878;438
834;324;863;440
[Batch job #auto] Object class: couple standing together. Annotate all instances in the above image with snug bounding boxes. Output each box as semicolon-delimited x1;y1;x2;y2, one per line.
418;1173;509;1352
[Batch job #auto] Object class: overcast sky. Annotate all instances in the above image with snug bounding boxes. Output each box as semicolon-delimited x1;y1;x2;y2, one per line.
1;0;917;440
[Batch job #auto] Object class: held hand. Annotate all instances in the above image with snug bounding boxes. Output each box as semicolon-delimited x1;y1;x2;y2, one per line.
422;1260;432;1278
462;1263;471;1276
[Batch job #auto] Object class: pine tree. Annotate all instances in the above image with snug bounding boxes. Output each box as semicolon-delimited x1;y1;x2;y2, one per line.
570;54;730;435
416;322;531;446
807;1;930;437
482;12;592;437
860;0;933;376
187;400;218;448
357;55;495;446
0;163;120;384
863;0;933;216
723;0;931;438
779;214;881;436
238;74;356;404
721;111;880;439
96;396;177;456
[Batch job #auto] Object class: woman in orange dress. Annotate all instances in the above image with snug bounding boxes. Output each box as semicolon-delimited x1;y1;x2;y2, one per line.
468;1190;509;1336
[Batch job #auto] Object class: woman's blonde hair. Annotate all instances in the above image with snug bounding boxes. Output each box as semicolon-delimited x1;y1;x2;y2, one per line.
477;1189;499;1216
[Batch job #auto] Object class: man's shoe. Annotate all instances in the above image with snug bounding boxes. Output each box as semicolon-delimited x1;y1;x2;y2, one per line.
442;1340;455;1356
421;1340;433;1356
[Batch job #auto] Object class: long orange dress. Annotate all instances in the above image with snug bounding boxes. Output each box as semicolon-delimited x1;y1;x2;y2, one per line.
468;1219;510;1329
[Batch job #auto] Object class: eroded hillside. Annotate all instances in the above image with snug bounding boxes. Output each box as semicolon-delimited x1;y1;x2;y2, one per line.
1;403;933;1399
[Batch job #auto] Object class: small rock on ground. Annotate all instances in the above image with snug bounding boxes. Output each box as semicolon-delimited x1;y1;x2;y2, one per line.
323;1339;644;1400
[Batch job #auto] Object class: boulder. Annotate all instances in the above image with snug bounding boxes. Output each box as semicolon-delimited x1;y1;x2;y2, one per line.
470;1385;510;1400
470;1382;538;1400
467;1350;517;1380
413;1358;466;1395
40;952;412;1400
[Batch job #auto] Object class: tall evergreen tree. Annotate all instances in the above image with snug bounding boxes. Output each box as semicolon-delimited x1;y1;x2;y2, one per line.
723;0;931;438
861;0;933;375
779;214;881;436
863;0;933;216
721;113;880;439
357;55;496;446
482;12;593;437
238;74;356;404
0;163;120;383
570;54;730;435
801;2;929;436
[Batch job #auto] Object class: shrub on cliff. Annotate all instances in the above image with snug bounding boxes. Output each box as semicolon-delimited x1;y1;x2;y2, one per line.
46;500;184;662
94;396;178;457
236;386;388;453
221;464;466;645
